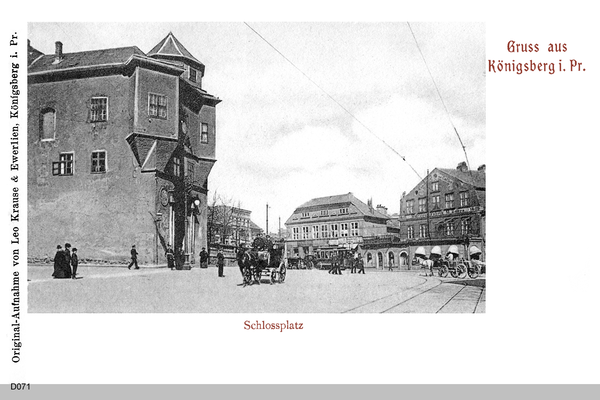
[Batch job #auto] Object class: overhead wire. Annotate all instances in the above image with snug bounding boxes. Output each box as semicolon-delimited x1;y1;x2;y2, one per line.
243;22;423;181
406;22;473;174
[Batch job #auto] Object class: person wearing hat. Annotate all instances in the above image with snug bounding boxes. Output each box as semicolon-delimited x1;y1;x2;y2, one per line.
199;247;209;269
127;245;139;270
52;245;64;278
166;244;175;270
71;247;79;279
63;243;73;278
216;246;225;277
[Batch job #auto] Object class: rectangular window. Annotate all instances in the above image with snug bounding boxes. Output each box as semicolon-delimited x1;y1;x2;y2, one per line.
320;210;329;217
189;67;197;83
460;191;470;207
302;226;310;239
312;226;319;239
201;123;208;144
340;223;349;237
301;212;310;218
173;157;181;177
52;153;73;176
418;198;427;213
419;224;428;238
445;193;454;209
406;200;414;214
91;97;108;122
431;181;439;192
461;220;470;235
148;93;168;119
321;225;329;238
41;108;56;141
185;158;195;179
446;222;454;236
91;151;106;173
407;226;414;239
292;227;299;240
431;195;440;209
339;208;348;214
330;224;339;238
350;222;359;236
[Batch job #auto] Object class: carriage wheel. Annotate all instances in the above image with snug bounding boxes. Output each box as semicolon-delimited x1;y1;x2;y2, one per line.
279;265;287;283
439;265;448;278
270;269;277;284
456;264;467;279
450;266;459;278
467;263;480;279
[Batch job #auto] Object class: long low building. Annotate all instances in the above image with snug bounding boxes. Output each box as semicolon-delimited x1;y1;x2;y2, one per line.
284;193;399;261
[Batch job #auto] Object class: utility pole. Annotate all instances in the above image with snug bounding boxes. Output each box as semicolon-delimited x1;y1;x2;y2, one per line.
278;216;281;239
266;202;269;236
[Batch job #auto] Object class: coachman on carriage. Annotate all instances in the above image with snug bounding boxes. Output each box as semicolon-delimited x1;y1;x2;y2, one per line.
237;235;287;286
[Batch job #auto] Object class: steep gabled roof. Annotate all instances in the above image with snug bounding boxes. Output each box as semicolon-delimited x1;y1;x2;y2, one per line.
147;32;205;70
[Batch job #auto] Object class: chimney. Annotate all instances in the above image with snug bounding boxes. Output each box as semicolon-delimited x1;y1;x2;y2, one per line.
456;161;468;173
376;204;388;215
477;164;486;172
54;41;63;63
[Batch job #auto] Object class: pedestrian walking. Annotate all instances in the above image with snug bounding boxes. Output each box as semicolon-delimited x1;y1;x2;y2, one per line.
217;247;225;277
166;245;175;270
357;253;365;274
351;251;358;273
71;248;79;279
127;244;139;269
388;261;394;272
199;247;208;269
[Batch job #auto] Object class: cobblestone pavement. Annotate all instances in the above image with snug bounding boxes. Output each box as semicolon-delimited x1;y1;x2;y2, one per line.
28;265;485;313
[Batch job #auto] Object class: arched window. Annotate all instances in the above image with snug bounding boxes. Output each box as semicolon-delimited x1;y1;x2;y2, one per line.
40;108;56;141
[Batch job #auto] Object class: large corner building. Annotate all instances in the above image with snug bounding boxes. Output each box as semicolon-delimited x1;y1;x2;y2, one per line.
27;33;221;265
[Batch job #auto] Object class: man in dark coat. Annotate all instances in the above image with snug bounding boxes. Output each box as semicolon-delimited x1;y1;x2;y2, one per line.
71;248;79;279
166;245;175;270
216;247;225;277
63;243;73;278
199;247;208;269
357;253;365;274
127;245;139;269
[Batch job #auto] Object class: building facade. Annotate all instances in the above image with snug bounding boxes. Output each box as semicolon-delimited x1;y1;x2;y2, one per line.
285;193;398;261
207;205;263;247
27;33;221;265
395;162;486;268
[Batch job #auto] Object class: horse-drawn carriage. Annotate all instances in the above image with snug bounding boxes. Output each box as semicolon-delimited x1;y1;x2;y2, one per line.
416;245;482;279
238;241;287;286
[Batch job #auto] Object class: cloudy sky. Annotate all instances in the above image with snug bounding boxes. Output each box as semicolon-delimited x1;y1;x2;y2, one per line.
28;22;485;231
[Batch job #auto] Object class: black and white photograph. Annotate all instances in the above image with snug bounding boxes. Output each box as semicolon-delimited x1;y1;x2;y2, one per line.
3;1;600;391
25;22;485;313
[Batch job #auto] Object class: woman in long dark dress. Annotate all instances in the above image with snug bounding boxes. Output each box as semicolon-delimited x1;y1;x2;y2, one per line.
52;245;66;278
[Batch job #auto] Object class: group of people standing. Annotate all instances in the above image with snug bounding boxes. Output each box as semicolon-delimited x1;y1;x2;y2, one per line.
52;243;79;279
328;251;365;274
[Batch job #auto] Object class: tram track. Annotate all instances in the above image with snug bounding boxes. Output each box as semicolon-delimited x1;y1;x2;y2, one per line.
342;275;441;313
434;284;467;313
